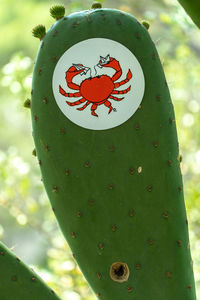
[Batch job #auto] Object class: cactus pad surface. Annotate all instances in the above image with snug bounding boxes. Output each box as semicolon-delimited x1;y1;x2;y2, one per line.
31;7;196;299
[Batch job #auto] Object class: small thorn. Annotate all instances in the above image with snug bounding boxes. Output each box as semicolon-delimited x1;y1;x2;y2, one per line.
168;159;172;166
156;95;161;101
71;232;76;238
177;154;182;163
147;185;152;192
136;32;140;39
153;141;158;147
142;20;150;30
135;123;140;130
177;240;182;246
91;2;102;9
99;243;104;250
53;186;58;192
163;211;169;219
97;272;102;279
129;167;135;174
166;271;172;278
50;5;65;20
112;225;117;232
129;209;134;217
12;276;17;281
136;263;141;270
127;287;133;292
60;128;66;134
24;98;31;108
148;238;153;245
85;161;91;168
77;211;81;217
31;277;36;282
32;149;36;157
72;22;79;28
108;184;114;190
43;97;48;104
65;169;70;175
32;25;46;40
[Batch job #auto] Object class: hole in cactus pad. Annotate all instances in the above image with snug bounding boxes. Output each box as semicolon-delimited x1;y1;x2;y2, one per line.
110;262;130;282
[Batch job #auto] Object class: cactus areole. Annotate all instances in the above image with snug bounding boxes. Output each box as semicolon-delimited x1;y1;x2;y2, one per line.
31;5;196;300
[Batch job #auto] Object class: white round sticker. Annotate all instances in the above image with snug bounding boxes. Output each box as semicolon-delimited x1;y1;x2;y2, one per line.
52;38;145;130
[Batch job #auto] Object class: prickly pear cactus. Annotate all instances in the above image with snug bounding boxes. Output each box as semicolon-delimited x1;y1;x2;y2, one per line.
31;3;196;299
0;242;61;300
178;0;200;28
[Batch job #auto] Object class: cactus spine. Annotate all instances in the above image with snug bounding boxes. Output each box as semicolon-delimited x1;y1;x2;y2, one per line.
0;241;61;300
31;3;196;299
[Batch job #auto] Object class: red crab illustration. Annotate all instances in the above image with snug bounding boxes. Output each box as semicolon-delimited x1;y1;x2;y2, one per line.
59;55;132;117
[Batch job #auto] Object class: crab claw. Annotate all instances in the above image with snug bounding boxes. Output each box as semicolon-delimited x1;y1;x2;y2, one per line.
97;54;110;68
80;66;91;76
72;64;90;75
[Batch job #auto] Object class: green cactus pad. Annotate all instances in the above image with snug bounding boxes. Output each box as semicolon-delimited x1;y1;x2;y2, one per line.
32;25;46;40
178;0;200;28
31;7;196;300
50;5;65;20
0;241;61;300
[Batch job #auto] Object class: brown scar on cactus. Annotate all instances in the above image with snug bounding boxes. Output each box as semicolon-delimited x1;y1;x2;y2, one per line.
50;5;65;20
110;262;130;283
32;25;46;40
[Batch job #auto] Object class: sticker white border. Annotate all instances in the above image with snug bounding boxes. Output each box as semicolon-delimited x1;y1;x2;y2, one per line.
52;38;145;130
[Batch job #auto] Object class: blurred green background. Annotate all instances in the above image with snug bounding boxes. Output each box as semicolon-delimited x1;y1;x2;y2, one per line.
0;0;200;299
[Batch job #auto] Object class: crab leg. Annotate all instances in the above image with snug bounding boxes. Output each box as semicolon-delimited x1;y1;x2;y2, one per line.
77;101;90;111
91;104;98;117
111;86;131;95
109;95;124;101
104;100;113;114
114;69;132;88
59;85;81;97
111;59;122;82
66;98;86;106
